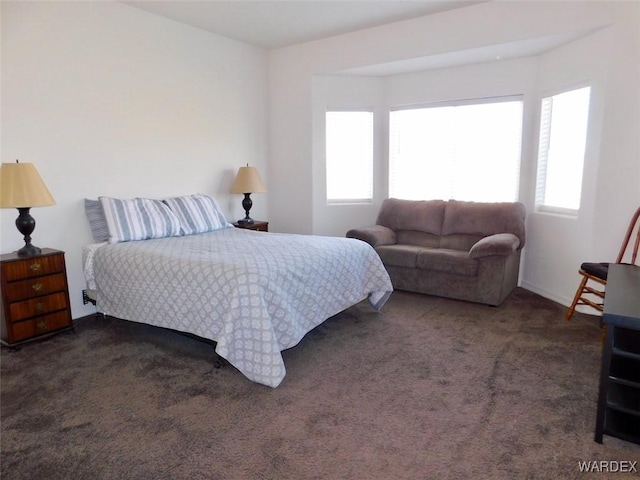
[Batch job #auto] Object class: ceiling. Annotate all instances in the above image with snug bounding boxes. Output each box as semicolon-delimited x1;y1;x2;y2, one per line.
123;1;602;76
339;27;601;76
123;0;483;50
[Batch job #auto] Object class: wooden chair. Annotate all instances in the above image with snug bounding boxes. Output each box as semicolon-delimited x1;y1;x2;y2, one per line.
565;206;640;321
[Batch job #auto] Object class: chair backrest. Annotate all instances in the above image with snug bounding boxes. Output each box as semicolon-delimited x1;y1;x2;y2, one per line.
616;206;640;265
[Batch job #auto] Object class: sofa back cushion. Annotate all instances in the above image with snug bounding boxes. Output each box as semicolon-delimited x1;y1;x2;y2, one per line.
441;200;526;248
396;230;441;248
377;198;445;235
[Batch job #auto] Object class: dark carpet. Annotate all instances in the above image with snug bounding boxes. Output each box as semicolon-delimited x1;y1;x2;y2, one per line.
1;288;638;479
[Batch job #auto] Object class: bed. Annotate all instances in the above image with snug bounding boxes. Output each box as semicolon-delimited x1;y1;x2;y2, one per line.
82;195;393;387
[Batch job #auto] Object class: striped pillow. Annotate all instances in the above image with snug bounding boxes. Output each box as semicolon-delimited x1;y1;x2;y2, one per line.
99;196;182;244
84;198;110;243
163;194;232;235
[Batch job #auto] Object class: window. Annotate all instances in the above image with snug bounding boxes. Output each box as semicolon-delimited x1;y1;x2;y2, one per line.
389;96;523;202
326;111;373;203
535;86;591;214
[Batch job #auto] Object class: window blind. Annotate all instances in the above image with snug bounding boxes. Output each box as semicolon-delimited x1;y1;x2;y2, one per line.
389;97;523;202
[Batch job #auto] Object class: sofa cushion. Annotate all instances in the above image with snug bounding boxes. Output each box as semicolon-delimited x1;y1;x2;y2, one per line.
396;230;441;248
376;244;424;268
439;234;482;251
416;249;478;277
469;233;520;259
442;200;526;248
376;198;445;235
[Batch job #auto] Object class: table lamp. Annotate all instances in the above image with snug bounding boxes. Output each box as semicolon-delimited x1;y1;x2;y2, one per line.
0;160;56;256
230;164;267;224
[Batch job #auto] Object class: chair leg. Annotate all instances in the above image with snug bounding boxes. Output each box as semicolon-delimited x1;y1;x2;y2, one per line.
566;274;590;321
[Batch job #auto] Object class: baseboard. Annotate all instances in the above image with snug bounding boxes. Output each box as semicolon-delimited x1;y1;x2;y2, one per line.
519;281;602;316
519;281;570;306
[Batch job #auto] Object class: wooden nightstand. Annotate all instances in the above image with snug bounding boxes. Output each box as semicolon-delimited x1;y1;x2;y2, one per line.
233;221;269;232
1;248;74;347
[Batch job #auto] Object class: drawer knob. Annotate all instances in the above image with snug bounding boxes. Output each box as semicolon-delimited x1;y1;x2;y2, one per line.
32;282;43;292
36;320;48;331
34;302;45;312
29;262;42;272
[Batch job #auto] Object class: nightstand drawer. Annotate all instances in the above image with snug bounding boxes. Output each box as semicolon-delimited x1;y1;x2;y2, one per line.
8;292;69;322
2;254;65;281
10;311;72;342
4;273;67;302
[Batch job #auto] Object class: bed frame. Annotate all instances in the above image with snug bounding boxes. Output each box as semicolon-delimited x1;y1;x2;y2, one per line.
81;288;229;367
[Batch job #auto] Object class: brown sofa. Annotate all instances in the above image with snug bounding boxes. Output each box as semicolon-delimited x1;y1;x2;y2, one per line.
346;199;526;306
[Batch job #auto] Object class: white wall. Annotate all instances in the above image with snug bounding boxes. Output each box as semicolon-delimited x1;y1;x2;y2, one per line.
1;1;268;319
2;1;638;321
311;58;538;237
311;75;385;236
521;25;616;305
269;1;640;307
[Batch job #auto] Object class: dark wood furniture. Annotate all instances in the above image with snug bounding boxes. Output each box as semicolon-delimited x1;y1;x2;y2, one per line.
1;248;73;346
594;263;640;445
233;220;268;232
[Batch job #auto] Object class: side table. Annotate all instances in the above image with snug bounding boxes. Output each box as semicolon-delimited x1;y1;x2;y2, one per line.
1;248;74;347
233;221;269;232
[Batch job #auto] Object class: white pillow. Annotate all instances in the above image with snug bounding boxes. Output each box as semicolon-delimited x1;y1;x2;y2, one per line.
163;194;232;235
99;196;182;244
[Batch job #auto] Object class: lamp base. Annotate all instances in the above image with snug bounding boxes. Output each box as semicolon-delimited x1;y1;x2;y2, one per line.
17;244;42;257
238;193;255;225
15;207;42;257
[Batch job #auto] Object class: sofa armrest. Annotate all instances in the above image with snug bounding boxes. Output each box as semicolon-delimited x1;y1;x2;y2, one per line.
346;225;397;248
469;233;520;259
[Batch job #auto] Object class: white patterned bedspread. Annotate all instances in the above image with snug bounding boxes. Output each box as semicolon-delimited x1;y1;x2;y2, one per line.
83;228;392;387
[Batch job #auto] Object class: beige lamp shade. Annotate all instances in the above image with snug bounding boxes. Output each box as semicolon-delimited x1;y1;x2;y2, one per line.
0;161;56;257
0;162;56;208
231;165;267;194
